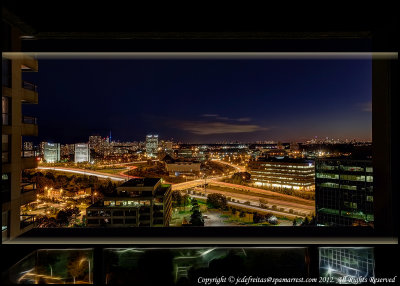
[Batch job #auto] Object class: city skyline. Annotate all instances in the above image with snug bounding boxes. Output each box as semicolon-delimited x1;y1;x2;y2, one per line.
22;57;372;144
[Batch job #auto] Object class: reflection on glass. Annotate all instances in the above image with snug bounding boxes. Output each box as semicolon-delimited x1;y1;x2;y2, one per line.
103;247;308;285
5;249;93;284
319;247;374;284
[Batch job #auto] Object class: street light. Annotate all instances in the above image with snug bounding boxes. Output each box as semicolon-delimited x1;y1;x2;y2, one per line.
92;192;97;204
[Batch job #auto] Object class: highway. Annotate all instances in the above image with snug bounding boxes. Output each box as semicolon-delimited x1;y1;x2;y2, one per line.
37;167;128;181
37;160;155;181
211;159;246;172
37;163;314;217
192;187;313;216
208;181;314;205
189;194;305;219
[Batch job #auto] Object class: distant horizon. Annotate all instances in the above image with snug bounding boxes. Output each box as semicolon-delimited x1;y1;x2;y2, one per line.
28;134;372;146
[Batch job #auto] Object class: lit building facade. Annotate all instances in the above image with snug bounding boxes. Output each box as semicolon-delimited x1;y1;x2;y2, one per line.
39;141;46;156
2;21;39;241
43;143;61;163
177;148;193;158
86;178;172;227
165;161;201;177
248;157;315;191
145;135;158;158
74;143;90;163
89;135;102;149
60;144;75;157
22;141;35;157
315;158;373;226
160;140;174;156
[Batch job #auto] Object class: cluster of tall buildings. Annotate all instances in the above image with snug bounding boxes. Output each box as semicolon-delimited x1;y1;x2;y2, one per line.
37;134;175;164
40;142;90;163
304;137;371;145
88;135;111;156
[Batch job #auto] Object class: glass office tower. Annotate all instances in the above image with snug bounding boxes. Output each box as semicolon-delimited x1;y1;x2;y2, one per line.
74;143;90;163
315;158;373;226
43;142;61;163
145;135;158;158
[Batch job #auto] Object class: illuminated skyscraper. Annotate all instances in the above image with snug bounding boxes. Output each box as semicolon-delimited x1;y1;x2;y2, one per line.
146;135;158;158
43;143;61;163
74;143;90;163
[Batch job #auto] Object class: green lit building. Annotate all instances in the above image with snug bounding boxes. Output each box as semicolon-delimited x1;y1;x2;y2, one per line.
315;159;373;226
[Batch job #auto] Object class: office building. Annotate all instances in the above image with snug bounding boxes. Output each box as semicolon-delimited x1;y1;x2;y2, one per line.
164;157;201;177
315;158;373;226
145;134;158;158
2;22;39;241
248;157;315;191
74;143;90;163
86;178;172;227
162;140;174;156
263;148;288;158
177;148;193;158
43;142;61;163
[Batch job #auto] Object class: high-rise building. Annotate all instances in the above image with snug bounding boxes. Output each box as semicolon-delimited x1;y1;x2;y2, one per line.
60;144;75;157
89;135;102;149
39;141;46;156
146;135;158;158
157;140;174;158
86;178;172;227
248;157;315;191
2;21;39;241
43;143;61;163
74;143;90;163
315;158;373;226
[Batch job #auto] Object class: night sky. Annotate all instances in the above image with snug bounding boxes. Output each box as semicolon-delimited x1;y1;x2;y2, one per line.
22;57;372;144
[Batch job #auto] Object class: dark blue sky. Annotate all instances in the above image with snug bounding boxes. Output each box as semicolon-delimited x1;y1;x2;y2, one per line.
22;58;372;144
